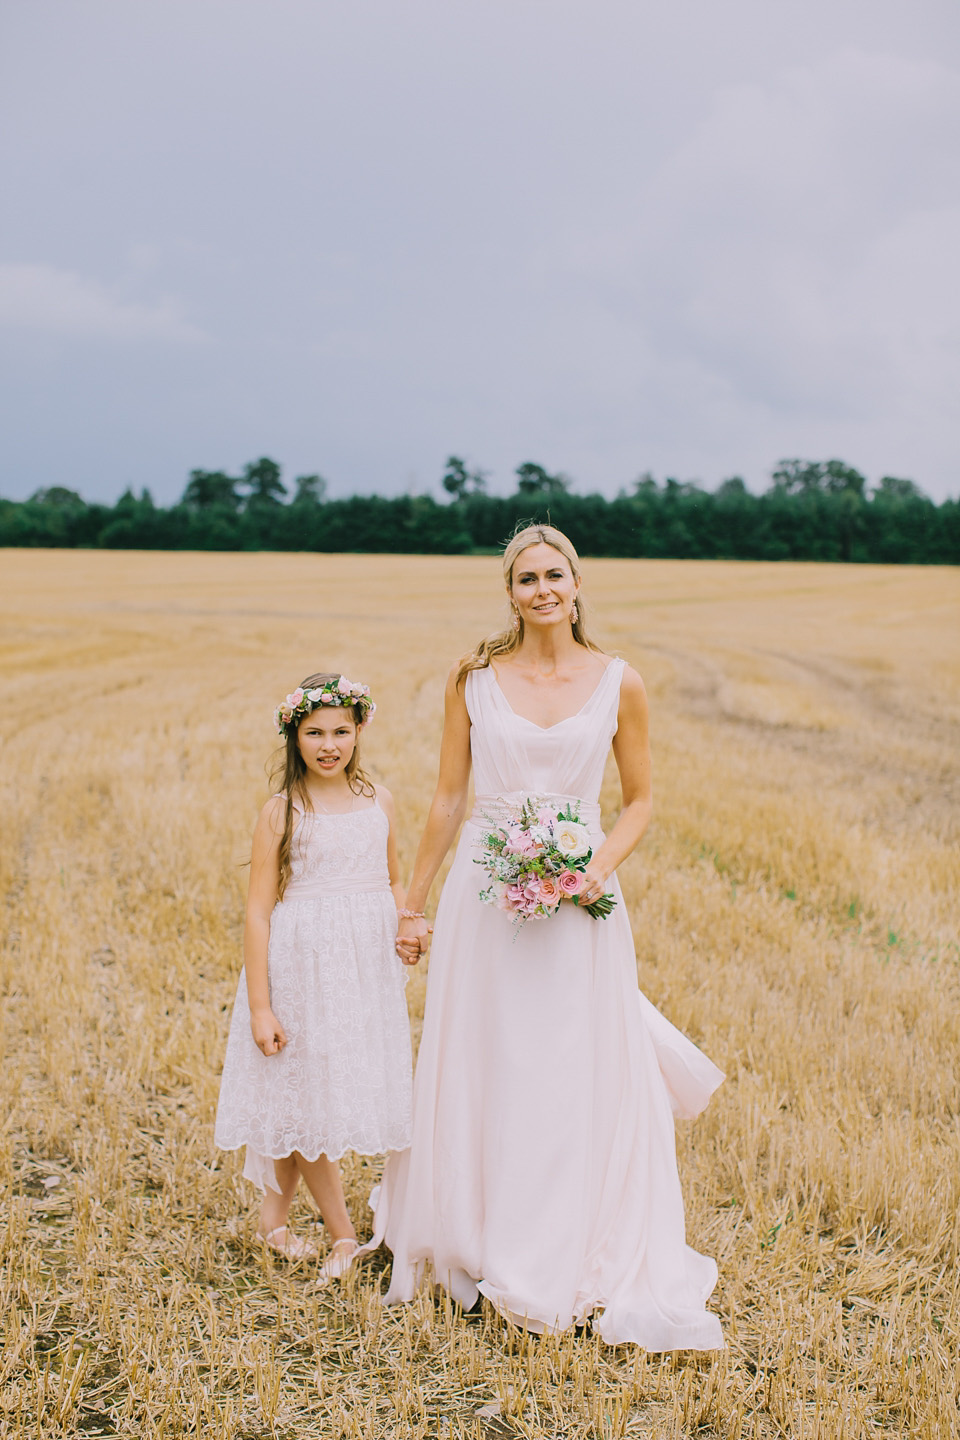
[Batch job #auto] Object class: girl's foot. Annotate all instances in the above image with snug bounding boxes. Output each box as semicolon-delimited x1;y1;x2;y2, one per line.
258;1226;319;1261
315;1237;360;1286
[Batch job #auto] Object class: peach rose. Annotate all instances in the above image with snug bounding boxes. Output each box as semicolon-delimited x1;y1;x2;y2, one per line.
538;876;561;907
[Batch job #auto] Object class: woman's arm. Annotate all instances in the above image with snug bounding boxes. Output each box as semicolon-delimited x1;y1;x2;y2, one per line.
580;666;653;902
244;796;288;1054
375;784;407;911
396;663;473;962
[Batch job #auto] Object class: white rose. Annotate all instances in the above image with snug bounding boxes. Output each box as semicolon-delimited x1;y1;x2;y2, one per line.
554;821;591;860
306;688;325;702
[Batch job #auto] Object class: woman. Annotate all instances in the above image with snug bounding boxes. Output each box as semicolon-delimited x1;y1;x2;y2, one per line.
376;524;723;1348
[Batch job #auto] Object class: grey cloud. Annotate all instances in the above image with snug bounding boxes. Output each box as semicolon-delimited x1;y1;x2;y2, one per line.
0;1;958;503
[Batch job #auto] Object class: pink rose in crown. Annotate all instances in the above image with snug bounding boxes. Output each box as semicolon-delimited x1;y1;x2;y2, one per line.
320;692;335;703
558;869;584;897
538;876;561;907
287;688;305;709
337;676;353;695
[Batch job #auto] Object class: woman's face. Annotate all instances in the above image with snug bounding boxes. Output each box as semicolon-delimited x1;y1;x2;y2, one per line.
508;542;580;631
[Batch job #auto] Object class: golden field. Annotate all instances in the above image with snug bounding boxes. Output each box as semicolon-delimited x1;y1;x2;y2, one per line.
0;549;958;1439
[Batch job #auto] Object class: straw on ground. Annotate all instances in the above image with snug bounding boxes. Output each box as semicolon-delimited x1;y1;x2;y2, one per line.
1;552;958;1438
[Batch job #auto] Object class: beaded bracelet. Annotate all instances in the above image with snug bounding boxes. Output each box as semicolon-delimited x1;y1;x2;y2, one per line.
397;908;426;920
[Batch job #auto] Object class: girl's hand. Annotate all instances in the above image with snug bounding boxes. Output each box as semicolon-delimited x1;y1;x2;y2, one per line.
250;1007;287;1055
395;915;431;967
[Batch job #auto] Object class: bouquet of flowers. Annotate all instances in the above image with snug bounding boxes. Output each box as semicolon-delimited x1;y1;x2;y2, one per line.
475;796;617;928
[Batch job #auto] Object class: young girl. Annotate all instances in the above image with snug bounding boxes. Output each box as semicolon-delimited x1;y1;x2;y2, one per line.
215;671;413;1282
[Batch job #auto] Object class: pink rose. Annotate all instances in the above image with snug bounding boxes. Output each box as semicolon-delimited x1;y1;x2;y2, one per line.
538;876;561;907
286;688;304;708
494;885;513;912
558;869;584;896
337;676;353;695
320;692;335;703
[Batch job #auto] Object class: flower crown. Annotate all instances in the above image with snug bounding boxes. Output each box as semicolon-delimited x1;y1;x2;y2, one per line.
274;676;376;736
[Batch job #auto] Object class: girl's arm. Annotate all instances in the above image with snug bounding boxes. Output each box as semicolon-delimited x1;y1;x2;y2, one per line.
375;785;406;911
244;796;288;1055
579;666;653;902
396;663;473;962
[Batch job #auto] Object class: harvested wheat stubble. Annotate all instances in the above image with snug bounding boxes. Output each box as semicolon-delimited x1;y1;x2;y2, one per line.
0;551;958;1438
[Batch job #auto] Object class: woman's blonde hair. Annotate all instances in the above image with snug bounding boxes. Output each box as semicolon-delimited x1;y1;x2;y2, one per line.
455;523;603;688
268;671;374;900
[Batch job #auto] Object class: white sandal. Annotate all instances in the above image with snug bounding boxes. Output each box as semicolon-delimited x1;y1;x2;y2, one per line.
315;1237;360;1286
258;1226;319;1262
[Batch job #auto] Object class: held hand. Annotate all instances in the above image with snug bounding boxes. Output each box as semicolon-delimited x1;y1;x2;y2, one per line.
250;1007;287;1056
395;914;431;966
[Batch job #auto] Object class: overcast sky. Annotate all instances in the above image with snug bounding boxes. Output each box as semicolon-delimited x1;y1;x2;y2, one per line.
1;0;958;505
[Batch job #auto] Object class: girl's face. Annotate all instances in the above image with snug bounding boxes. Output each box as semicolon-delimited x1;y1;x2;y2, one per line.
508;542;580;630
297;706;358;780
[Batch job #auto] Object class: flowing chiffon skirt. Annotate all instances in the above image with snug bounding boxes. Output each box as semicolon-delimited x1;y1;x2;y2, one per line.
369;813;724;1349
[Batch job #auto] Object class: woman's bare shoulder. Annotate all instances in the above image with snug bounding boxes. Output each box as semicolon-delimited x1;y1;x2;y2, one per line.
617;662;649;708
448;653;481;696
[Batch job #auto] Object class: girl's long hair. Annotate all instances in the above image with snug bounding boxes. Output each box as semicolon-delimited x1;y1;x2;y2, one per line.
455;523;604;689
268;672;374;901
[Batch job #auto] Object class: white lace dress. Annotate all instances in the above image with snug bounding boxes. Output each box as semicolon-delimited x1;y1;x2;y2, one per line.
215;799;413;1192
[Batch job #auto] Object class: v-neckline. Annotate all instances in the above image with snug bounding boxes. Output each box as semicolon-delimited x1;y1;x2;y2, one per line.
488;658;618;731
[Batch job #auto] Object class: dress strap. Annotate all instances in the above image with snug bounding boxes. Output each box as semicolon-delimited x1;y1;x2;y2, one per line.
594;656;626;716
274;791;306;815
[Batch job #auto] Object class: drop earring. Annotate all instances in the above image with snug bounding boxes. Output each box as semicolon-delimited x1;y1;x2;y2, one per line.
570;600;579;625
512;607;521;632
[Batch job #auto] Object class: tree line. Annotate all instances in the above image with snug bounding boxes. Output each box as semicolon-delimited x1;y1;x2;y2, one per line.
1;455;957;563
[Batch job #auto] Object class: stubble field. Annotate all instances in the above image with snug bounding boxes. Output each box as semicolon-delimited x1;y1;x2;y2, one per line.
1;550;958;1439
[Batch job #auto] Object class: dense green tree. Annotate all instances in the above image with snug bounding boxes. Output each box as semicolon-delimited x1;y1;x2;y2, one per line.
243;457;286;505
442;456;487;501
181;469;241;511
29;485;87;510
515;462;569;497
771;458;867;497
874;475;924;500
292;473;327;505
442;456;470;501
0;454;956;562
632;472;659;496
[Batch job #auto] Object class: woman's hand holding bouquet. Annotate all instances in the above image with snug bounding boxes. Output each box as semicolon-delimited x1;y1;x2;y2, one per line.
475;798;617;931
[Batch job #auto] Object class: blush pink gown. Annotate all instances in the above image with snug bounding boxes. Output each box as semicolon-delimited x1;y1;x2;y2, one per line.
370;658;724;1349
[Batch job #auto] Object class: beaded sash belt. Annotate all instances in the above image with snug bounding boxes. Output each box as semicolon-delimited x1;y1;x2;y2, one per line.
469;791;602;830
